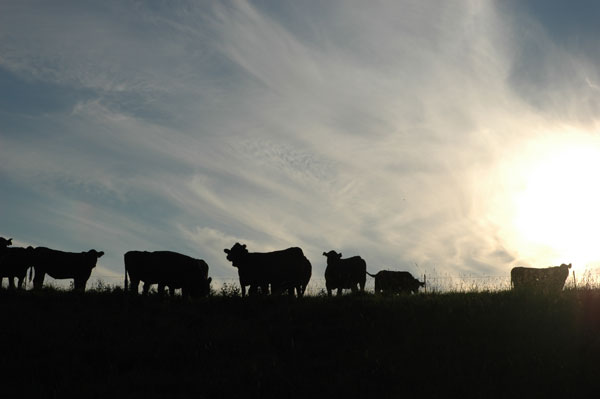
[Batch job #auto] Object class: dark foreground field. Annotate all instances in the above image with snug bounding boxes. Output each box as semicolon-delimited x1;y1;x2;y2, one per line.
2;288;600;398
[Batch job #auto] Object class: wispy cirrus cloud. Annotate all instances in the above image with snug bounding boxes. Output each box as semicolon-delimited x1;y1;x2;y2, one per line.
2;0;600;288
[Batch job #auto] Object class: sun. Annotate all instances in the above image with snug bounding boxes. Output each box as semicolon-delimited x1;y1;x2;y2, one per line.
503;132;600;269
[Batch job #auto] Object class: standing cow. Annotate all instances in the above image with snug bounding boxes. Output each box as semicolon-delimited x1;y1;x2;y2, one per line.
1;246;36;289
124;251;212;298
367;270;424;295
30;247;104;291
511;263;572;294
323;250;366;296
224;243;312;297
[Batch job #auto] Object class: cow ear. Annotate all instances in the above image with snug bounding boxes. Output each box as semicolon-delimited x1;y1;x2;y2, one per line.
338;252;342;258
224;249;230;254
242;244;247;249
98;251;105;257
322;252;327;256
207;277;212;283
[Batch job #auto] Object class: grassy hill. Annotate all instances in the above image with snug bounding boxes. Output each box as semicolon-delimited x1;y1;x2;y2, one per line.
2;288;600;398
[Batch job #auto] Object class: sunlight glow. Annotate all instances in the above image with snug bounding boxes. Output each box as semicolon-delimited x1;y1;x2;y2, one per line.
507;132;600;269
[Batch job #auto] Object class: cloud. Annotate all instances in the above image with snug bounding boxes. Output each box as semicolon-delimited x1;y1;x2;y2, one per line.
2;0;599;289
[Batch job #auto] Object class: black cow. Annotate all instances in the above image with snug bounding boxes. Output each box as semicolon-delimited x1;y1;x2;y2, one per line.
30;247;104;291
322;250;366;296
367;270;424;295
124;251;212;298
511;263;572;294
224;243;311;297
0;246;36;289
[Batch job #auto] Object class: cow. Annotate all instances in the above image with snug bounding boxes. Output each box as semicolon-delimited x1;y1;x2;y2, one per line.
0;246;36;289
224;243;312;297
124;251;212;298
322;250;366;296
366;270;425;295
29;247;104;291
511;263;572;294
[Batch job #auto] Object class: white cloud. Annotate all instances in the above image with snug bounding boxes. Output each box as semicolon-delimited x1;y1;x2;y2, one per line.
2;0;600;290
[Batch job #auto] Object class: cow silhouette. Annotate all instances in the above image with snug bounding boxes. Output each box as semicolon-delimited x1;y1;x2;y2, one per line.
511;263;572;294
322;250;366;296
1;246;36;289
29;247;104;291
224;243;311;297
124;250;212;298
367;270;424;295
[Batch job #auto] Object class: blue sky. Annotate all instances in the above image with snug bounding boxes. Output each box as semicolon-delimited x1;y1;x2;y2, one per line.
2;1;600;288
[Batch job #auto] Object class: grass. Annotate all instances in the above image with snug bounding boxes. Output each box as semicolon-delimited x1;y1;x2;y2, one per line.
2;287;600;397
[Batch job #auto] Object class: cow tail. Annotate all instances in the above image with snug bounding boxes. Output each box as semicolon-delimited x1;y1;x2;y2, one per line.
28;266;33;283
366;271;377;278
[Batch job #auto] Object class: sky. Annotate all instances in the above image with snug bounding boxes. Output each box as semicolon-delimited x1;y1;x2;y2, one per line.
2;0;600;289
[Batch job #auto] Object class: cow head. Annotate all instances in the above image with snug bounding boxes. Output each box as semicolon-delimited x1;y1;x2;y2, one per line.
322;250;342;263
190;276;212;298
88;250;105;259
84;250;105;268
189;259;212;297
224;243;248;267
0;237;13;248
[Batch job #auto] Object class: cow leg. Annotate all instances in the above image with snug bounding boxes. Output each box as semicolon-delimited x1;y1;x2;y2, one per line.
142;282;151;295
248;285;258;296
130;279;140;294
8;277;16;290
74;279;86;292
17;276;25;290
241;285;246;297
157;284;166;296
169;287;175;297
336;288;342;296
33;272;45;290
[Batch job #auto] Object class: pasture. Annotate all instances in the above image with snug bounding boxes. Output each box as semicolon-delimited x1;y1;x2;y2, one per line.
2;285;600;397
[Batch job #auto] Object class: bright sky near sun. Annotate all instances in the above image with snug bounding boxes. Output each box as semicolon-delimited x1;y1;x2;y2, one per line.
2;0;600;286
